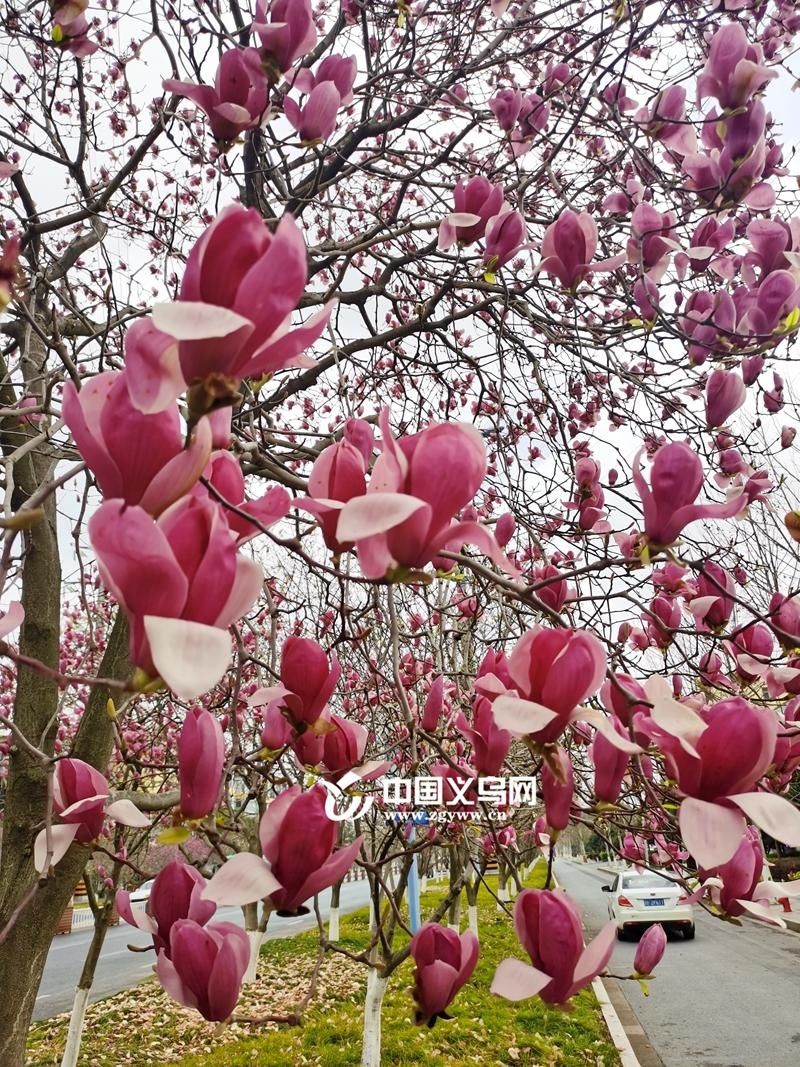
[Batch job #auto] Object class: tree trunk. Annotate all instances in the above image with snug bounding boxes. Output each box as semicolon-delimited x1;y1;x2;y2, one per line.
467;904;479;937
60;902;115;1067
329;879;342;942
360;968;388;1067
447;854;461;931
0;595;128;1067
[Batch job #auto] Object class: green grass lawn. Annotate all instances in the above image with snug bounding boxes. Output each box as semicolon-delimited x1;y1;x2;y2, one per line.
27;864;619;1067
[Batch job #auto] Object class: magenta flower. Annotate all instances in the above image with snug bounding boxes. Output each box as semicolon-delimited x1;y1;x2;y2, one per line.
163;48;268;147
62;371;212;516
489;88;523;131
35;759;148;874
454;695;511;777
253;0;316;79
280;636;341;727
420;675;446;732
688;561;735;632
705;368;746;428
634;85;696;155
117;861;217;955
491;889;615;1004
491;626;607;745
539;209;623;290
409;924;479;1026
284;81;342;143
591;718;630;804
632;441;745;550
697;23;777;108
633;924;666;977
322;714;368;777
126;207;333;416
156;919;250;1021
259;785;362;914
484;209;526;271
540;746;574;831
335;409;510;581
178;708;225;820
301;418;374;553
640;678;800;868
438;176;506;250
192;450;290;544
89;496;263;699
0;235;21;310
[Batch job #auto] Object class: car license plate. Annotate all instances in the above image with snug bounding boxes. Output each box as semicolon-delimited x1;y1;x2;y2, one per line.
644;898;665;907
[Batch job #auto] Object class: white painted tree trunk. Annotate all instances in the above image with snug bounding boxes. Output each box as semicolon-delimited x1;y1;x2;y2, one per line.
420;875;428;892
328;907;340;942
60;988;90;1067
467;904;479;937
360;969;388;1067
243;930;265;984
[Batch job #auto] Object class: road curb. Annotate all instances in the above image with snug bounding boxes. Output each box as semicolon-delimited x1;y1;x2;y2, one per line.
592;977;641;1067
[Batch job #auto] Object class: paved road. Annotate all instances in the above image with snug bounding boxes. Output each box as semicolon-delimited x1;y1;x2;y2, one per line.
35;880;372;1021
556;859;800;1067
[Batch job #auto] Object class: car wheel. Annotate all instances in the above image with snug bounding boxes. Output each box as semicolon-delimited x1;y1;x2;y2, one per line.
684;925;696;940
616;927;628;941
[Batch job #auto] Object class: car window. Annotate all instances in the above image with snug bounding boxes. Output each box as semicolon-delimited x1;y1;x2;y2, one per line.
621;874;673;889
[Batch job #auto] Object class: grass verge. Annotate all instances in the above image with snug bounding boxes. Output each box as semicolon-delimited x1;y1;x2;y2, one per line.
27;865;619;1067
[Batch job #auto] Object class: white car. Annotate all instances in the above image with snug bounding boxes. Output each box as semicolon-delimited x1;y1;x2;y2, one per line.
603;870;695;940
129;879;154;905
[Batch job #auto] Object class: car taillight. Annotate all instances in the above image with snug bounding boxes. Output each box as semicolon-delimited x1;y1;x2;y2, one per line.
617;895;634;908
678;896;688;903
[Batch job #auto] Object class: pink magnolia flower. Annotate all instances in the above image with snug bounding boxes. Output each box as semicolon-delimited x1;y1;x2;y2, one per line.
127;207;333;416
34;759;148;874
491;626;608;746
539;209;623;290
178;708;225;819
641;678;800;867
490;88;523;131
420;675;446;732
591;719;630;804
259;785;362;914
253;0;316;79
157;919;250;1021
688;561;735;632
600;673;649;731
697;23;777;108
704;368;746;428
89;496;263;700
335;409;510;581
284;81;343;143
530;564;573;614
634;924;666;976
491;889;615;1004
627;204;678;281
191;450;290;543
725;621;774;681
410;924;479;1026
0;236;21;310
495;512;516;546
438;177;506;250
484;209;526;271
301;418;374;553
62;371;212;516
294;55;357;105
277;636;341;727
322;713;368;777
51;0;97;56
454;696;511;777
0;601;24;641
117;861;216;955
163;48;268;147
635;85;696;155
632;441;745;550
540;746;574;831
